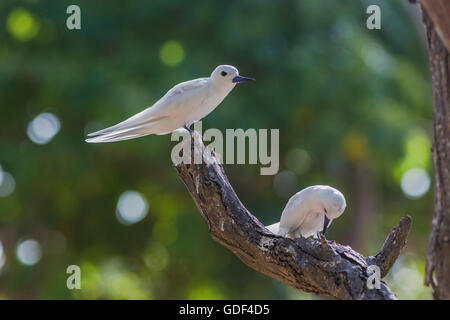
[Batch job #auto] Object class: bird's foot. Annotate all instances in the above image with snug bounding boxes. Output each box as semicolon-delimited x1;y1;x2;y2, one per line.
318;233;328;249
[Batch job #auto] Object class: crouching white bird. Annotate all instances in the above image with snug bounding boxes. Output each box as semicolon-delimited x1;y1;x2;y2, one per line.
85;65;255;143
266;185;346;239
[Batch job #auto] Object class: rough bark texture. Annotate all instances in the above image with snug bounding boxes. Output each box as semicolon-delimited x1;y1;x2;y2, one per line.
174;132;411;300
420;0;450;300
420;0;450;51
367;217;413;278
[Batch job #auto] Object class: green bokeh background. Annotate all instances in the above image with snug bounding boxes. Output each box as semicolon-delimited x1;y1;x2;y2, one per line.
0;0;433;299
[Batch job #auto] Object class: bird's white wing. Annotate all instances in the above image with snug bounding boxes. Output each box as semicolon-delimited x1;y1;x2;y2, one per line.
86;78;209;143
165;78;209;97
278;193;308;236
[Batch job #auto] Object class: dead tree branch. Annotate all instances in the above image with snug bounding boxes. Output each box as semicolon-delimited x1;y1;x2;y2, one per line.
367;217;412;278
418;0;450;299
174;132;411;300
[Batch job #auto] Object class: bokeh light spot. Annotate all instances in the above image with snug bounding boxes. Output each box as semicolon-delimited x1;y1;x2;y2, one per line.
360;41;393;75
0;241;6;273
188;284;226;300
100;259;150;299
0;171;16;197
159;40;185;67
7;8;40;41
394;129;431;180
16;239;42;266
341;131;368;163
27;112;61;145
144;243;169;272
400;168;430;199
116;190;149;225
388;257;431;299
285;148;311;174
273;170;297;198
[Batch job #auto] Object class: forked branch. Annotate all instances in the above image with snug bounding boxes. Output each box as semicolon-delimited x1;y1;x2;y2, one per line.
174;131;412;300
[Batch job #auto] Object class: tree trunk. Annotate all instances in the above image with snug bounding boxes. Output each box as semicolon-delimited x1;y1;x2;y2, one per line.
174;132;411;299
420;0;450;300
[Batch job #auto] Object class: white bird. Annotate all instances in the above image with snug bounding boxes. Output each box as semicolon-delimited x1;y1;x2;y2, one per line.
85;65;255;143
266;185;346;239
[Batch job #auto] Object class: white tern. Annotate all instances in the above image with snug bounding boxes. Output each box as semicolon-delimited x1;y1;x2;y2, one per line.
266;185;346;239
85;65;255;143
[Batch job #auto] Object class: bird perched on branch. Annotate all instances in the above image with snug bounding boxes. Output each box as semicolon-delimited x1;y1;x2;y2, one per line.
266;185;346;239
85;65;255;143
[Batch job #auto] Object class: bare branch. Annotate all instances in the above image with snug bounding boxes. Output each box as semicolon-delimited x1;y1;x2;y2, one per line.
174;132;411;300
419;1;450;299
367;216;412;278
420;0;450;51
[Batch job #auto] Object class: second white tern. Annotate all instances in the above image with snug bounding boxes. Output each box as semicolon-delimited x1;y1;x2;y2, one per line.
266;185;346;239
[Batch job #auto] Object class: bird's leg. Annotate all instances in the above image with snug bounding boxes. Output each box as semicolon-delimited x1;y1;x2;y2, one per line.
183;124;193;140
318;214;331;248
318;233;329;249
183;124;192;133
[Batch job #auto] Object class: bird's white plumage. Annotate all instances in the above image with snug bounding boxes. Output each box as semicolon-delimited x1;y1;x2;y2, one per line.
266;185;346;238
86;65;254;143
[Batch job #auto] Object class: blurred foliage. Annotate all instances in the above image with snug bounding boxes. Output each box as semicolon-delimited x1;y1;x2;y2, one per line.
0;0;433;299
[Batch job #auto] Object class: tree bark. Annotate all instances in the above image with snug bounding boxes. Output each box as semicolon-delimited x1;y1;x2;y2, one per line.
419;0;450;300
174;132;411;300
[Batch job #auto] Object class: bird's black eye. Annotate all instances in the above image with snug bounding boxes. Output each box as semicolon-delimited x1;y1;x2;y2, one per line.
221;71;227;77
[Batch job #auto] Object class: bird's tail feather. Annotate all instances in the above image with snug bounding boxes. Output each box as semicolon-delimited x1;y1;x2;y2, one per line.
266;222;280;235
86;123;155;143
87;109;167;136
86;116;168;143
85;132;149;143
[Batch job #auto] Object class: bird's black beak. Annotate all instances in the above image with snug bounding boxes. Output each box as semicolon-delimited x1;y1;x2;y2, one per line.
232;75;256;83
322;215;330;236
